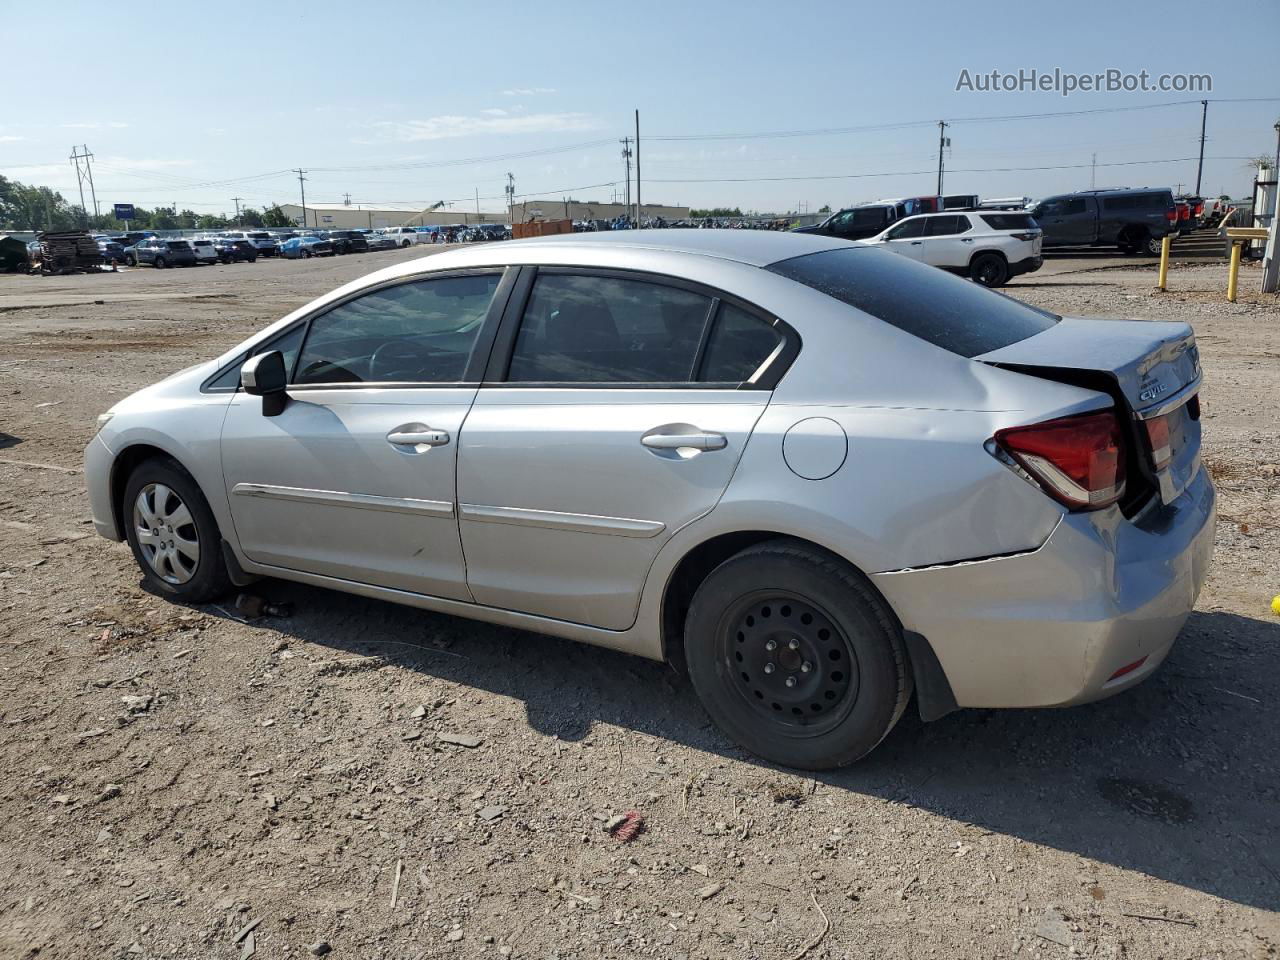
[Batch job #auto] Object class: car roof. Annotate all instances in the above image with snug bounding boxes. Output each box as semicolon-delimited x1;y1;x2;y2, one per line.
492;229;851;267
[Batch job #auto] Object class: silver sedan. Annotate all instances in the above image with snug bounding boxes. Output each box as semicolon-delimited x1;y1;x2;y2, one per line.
84;230;1215;769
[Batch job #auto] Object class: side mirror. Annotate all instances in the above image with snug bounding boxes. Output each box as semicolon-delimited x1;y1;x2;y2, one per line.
241;351;288;417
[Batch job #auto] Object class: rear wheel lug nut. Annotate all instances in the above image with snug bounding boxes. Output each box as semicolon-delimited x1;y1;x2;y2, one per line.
801;661;813;673
787;638;800;651
785;676;797;688
763;663;775;675
764;640;777;652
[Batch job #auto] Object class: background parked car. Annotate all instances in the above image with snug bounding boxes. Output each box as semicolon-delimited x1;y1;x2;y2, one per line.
325;230;369;255
858;211;1043;287
223;231;280;257
189;238;219;265
1028;188;1176;255
363;231;397;251
280;235;334;258
129;238;197;268
212;237;258;263
93;236;127;264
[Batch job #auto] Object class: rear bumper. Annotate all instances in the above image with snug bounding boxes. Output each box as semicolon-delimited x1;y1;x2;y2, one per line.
1009;255;1043;277
871;468;1215;709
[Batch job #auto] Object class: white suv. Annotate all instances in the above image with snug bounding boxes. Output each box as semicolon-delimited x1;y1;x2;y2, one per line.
377;226;424;248
189;238;219;265
858;211;1043;287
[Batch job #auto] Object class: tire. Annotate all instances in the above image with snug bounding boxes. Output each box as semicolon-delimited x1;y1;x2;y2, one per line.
969;252;1008;287
1143;232;1162;256
122;458;231;604
154;256;166;269
303;249;312;258
401;240;411;248
125;255;136;267
248;255;257;263
683;539;911;770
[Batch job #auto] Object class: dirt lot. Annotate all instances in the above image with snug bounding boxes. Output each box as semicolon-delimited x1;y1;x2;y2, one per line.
0;248;1277;959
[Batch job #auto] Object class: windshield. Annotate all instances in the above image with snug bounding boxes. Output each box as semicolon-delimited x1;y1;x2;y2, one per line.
768;247;1059;358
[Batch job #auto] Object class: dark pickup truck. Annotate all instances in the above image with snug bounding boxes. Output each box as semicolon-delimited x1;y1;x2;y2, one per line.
792;202;907;241
1028;188;1176;255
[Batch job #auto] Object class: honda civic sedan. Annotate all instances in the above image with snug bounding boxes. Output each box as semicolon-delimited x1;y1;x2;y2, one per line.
84;230;1214;769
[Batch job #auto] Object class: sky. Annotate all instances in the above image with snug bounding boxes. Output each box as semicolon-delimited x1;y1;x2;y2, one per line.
3;0;1278;219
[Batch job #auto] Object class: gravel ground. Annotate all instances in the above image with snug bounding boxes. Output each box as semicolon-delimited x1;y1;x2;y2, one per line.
0;249;1277;959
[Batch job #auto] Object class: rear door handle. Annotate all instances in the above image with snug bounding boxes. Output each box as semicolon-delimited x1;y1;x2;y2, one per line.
641;432;727;451
387;426;450;449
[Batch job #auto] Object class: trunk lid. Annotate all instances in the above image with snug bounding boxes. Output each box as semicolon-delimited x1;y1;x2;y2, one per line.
977;316;1202;507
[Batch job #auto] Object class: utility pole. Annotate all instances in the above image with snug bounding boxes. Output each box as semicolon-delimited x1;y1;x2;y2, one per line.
634;110;642;229
1091;153;1097;190
935;121;949;197
475;188;480;217
1194;100;1208;196
232;197;244;227
620;137;632;221
505;172;515;225
293;169;308;229
343;192;352;206
70;145;99;223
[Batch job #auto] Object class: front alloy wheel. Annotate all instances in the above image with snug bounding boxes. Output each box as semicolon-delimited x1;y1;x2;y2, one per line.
133;483;200;584
123;460;230;602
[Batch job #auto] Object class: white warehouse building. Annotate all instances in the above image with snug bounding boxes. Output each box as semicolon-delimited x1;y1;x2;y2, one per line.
278;203;508;230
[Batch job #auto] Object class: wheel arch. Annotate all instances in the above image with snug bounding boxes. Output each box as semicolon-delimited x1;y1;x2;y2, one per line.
108;443;192;541
967;247;1008;268
660;530;893;665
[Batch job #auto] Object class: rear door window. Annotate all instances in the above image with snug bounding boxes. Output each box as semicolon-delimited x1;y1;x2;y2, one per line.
698;303;784;383
924;215;969;236
506;273;712;383
768;247;1058;358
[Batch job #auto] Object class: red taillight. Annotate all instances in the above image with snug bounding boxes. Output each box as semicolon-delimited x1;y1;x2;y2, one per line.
1143;414;1173;471
1178;205;1190;221
1193;201;1204;216
1011;231;1040;242
994;410;1127;510
1164;207;1178;222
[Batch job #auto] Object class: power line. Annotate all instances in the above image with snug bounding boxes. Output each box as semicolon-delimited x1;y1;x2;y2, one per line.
647;156;1259;185
649;97;1280;142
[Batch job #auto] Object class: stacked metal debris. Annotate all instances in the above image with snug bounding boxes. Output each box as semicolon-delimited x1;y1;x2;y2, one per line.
36;231;103;275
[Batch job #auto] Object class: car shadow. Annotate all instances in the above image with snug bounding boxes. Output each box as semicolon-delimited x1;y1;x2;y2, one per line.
203;581;1280;912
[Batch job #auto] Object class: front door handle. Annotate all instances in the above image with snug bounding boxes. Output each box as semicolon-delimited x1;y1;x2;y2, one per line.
641;431;727;452
387;425;450;451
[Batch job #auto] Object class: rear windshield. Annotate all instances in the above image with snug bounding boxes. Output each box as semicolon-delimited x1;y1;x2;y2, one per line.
768;247;1058;358
166;242;189;250
980;213;1037;230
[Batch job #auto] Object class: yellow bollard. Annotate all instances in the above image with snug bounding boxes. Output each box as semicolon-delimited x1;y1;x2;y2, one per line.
1157;234;1172;290
1227;241;1242;302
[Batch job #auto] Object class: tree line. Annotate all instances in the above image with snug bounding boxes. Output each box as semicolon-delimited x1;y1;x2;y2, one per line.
0;175;294;232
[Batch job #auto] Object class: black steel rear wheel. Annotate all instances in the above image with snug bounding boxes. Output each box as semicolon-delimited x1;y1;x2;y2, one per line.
684;539;911;769
721;592;859;736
